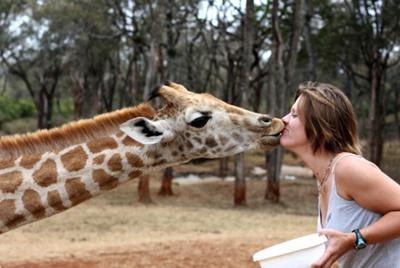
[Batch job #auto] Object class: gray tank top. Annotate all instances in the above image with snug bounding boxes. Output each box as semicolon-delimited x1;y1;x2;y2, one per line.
318;153;400;268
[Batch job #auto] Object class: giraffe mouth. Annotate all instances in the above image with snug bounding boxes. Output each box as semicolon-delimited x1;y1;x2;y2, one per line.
262;129;283;139
259;130;283;149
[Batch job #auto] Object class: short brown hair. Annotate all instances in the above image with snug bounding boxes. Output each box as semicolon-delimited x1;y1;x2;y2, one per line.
295;82;361;155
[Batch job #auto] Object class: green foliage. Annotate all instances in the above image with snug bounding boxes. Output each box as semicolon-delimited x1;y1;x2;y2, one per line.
0;97;36;124
54;98;74;117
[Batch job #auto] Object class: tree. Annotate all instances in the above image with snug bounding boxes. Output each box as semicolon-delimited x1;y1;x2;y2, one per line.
316;0;400;166
233;0;256;206
0;1;67;129
265;0;304;202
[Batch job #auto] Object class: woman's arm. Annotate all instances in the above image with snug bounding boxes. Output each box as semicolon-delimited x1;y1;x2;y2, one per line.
312;157;400;268
337;157;400;243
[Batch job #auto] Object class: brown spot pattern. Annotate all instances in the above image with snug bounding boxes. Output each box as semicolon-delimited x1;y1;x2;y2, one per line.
0;159;15;169
87;137;118;154
0;171;23;193
193;137;202;144
23;189;46;218
93;154;105;165
6;214;26;229
126;153;144;168
65;177;92;205
185;141;194;149
128;170;142;180
0;199;26;229
199;147;207;154
116;131;124;138
122;136;143;147
20;155;42;169
108;154;122;171
92;169;119;191
146;150;158;159
47;190;67;212
229;115;241;126
160;140;173;148
205;137;218;148
33;159;58;187
61;146;88;172
232;133;244;143
218;135;228;146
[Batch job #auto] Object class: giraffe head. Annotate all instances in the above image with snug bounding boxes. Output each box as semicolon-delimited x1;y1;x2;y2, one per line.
120;82;284;162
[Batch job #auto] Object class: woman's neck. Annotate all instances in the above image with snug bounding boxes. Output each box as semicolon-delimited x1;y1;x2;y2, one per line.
294;146;336;182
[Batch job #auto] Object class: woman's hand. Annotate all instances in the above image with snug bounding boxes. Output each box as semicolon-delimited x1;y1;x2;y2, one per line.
311;229;354;268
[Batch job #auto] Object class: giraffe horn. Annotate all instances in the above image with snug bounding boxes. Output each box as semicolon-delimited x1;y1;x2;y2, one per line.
147;83;186;105
147;85;162;101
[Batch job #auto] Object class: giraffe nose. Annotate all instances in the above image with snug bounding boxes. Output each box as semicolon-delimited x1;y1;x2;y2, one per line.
258;115;272;125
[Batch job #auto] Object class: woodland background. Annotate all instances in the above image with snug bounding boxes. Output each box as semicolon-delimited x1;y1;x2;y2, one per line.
0;0;399;205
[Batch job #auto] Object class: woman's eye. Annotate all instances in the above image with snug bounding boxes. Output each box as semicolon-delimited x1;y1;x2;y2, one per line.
189;116;211;128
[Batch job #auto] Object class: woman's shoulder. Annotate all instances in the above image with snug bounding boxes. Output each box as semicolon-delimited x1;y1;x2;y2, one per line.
333;153;400;214
333;153;377;174
333;153;382;199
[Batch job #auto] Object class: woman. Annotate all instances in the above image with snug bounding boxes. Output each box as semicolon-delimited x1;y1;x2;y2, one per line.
280;82;400;268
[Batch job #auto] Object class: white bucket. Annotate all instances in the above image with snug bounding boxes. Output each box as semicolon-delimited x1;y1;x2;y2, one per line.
253;233;327;268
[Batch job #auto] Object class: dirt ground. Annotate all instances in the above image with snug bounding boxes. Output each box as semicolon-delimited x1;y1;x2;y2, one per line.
0;154;318;268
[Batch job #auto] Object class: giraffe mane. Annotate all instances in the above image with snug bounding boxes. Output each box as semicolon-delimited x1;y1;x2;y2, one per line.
0;104;156;159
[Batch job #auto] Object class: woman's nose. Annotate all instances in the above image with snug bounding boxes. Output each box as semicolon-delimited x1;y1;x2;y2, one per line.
282;113;290;124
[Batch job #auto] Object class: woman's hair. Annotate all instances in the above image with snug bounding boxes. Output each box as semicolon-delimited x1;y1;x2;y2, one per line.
295;81;362;155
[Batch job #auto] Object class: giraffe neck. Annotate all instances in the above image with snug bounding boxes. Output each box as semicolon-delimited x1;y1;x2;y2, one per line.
0;133;184;234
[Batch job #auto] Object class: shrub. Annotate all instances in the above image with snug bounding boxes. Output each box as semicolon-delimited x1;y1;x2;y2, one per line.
0;97;36;124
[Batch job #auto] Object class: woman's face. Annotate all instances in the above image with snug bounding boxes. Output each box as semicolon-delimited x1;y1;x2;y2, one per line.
280;96;309;151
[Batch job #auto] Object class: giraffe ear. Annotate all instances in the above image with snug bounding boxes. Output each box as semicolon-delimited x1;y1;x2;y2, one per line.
119;117;171;145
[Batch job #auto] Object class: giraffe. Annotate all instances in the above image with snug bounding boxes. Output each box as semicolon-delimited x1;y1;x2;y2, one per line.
0;82;284;234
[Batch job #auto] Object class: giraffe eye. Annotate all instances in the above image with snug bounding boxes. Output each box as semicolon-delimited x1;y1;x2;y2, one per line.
189;116;211;128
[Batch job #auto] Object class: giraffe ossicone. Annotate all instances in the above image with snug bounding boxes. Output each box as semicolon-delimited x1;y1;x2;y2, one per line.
0;82;284;234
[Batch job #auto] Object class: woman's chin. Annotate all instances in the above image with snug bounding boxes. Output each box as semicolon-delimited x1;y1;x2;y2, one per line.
279;138;294;150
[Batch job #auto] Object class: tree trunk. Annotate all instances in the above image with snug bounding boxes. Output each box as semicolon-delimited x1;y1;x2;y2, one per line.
72;75;84;120
395;83;400;139
139;1;164;203
143;1;162;98
219;158;229;178
303;0;317;81
36;87;54;129
265;0;304;202
367;61;384;166
44;92;53;129
285;0;305;93
37;89;46;129
265;0;285;203
138;175;153;203
234;153;246;206
265;148;283;202
233;0;255;206
80;70;101;118
157;0;177;197
158;167;174;196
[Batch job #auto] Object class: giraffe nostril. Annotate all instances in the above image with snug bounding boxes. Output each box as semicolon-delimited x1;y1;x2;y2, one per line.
259;116;272;125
